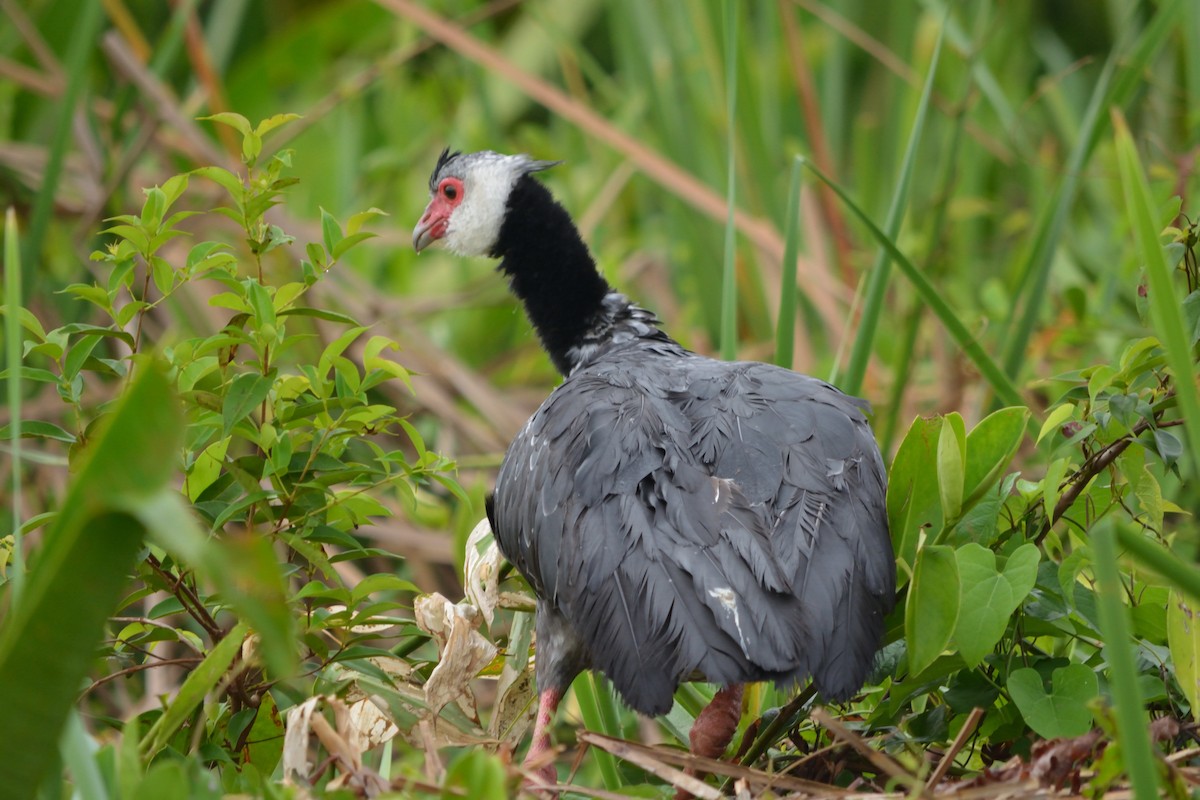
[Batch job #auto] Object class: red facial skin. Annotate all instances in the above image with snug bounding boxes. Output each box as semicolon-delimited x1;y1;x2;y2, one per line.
412;176;464;252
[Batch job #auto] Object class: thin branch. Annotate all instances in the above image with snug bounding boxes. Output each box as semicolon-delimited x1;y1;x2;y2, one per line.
85;656;203;694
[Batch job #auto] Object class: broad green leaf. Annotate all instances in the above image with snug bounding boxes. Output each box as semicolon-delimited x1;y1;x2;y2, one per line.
244;691;285;777
0;420;76;443
906;544;960;675
200;111;253;137
443;750;510;800
63;333;102;381
1038;402;1076;444
191;165;245;201
187;436;229;502
953;543;1040;667
331;230;377;261
0;303;48;340
346;206;386;235
350;574;421;606
320;207;343;256
1042;457;1070;523
318;326;368;377
61;282;112;311
937;414;966;522
0;362;181;792
1168;591;1200;718
962;406;1030;505
886;416;943;582
142;622;248;758
222;371;275;436
254;112;301;137
1007;664;1098;738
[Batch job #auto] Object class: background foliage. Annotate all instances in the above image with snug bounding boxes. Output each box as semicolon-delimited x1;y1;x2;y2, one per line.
2;0;1199;797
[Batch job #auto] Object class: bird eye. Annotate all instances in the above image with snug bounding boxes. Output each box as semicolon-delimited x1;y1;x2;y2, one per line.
442;183;458;200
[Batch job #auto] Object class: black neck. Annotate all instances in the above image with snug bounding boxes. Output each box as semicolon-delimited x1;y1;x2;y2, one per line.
493;175;613;375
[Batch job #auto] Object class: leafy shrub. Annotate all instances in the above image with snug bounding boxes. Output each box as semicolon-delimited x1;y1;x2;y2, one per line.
0;114;514;796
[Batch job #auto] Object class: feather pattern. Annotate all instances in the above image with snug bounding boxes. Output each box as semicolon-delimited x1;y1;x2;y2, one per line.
491;332;895;715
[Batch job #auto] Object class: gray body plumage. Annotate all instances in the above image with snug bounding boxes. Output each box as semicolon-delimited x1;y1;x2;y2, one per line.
491;294;895;716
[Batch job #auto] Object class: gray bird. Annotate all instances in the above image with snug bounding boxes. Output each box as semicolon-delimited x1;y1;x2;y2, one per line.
414;149;895;790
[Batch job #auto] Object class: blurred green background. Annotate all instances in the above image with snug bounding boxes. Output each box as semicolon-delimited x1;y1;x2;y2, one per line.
3;0;1200;794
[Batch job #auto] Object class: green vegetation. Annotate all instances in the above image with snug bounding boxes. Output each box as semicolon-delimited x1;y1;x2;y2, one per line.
1;1;1198;797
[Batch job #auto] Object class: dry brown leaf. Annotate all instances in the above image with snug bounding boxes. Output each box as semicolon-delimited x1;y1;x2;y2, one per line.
346;696;401;751
414;592;498;718
464;517;503;626
282;695;321;784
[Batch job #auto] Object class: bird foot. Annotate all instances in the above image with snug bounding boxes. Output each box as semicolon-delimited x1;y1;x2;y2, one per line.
674;684;745;800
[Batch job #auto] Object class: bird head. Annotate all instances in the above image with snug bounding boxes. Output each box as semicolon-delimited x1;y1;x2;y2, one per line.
413;149;561;257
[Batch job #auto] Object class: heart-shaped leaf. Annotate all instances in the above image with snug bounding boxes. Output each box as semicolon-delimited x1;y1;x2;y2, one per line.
953;543;1040;667
1008;663;1098;738
906;544;960;675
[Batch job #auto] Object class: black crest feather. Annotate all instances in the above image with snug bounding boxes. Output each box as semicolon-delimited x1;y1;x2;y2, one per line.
428;147;461;193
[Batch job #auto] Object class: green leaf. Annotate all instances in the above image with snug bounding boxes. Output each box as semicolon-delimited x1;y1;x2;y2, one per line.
0;362;182;792
63;333;102;381
278;307;358;325
1038;402;1077;444
320;207;343;257
331;231;376;261
886;416;943;581
962;407;1030;505
906;544;960;675
1007;664;1098;738
200;111;252;137
953;543;1040;667
443;749;509;800
1042;457;1070;523
350;574;420;606
244;691;285;777
1167;591;1200;717
0;420;76;443
187;436;229;502
191;165;245;201
253;112;302;138
1114;111;1200;480
345;206;386;235
937;414;966;522
222;372;275;436
142;622;248;758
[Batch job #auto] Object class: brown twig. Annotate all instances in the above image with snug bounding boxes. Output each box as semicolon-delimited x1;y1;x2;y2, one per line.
85;656;204;693
925;706;985;790
1037;403;1183;544
811;706;927;796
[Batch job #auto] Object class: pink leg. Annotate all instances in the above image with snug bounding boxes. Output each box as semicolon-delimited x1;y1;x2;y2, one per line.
523;687;563;786
676;684;744;800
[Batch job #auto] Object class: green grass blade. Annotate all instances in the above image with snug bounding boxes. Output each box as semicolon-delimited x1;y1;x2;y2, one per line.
1116;528;1200;603
799;159;1029;416
573;674;623;789
841;21;944;397
141;621;249;758
0;362;183;793
775;158;804;369
719;0;739;361
61;710;108;800
1001;0;1184;380
1093;525;1160;798
4;208;25;606
1113;112;1200;480
22;0;105;288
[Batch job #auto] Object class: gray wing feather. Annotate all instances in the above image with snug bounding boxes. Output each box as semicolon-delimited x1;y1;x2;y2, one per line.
491;344;895;715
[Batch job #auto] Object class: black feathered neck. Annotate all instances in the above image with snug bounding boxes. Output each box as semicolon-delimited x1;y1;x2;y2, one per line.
492;175;660;375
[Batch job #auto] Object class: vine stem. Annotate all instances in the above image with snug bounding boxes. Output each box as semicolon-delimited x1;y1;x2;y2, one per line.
1036;400;1183;545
